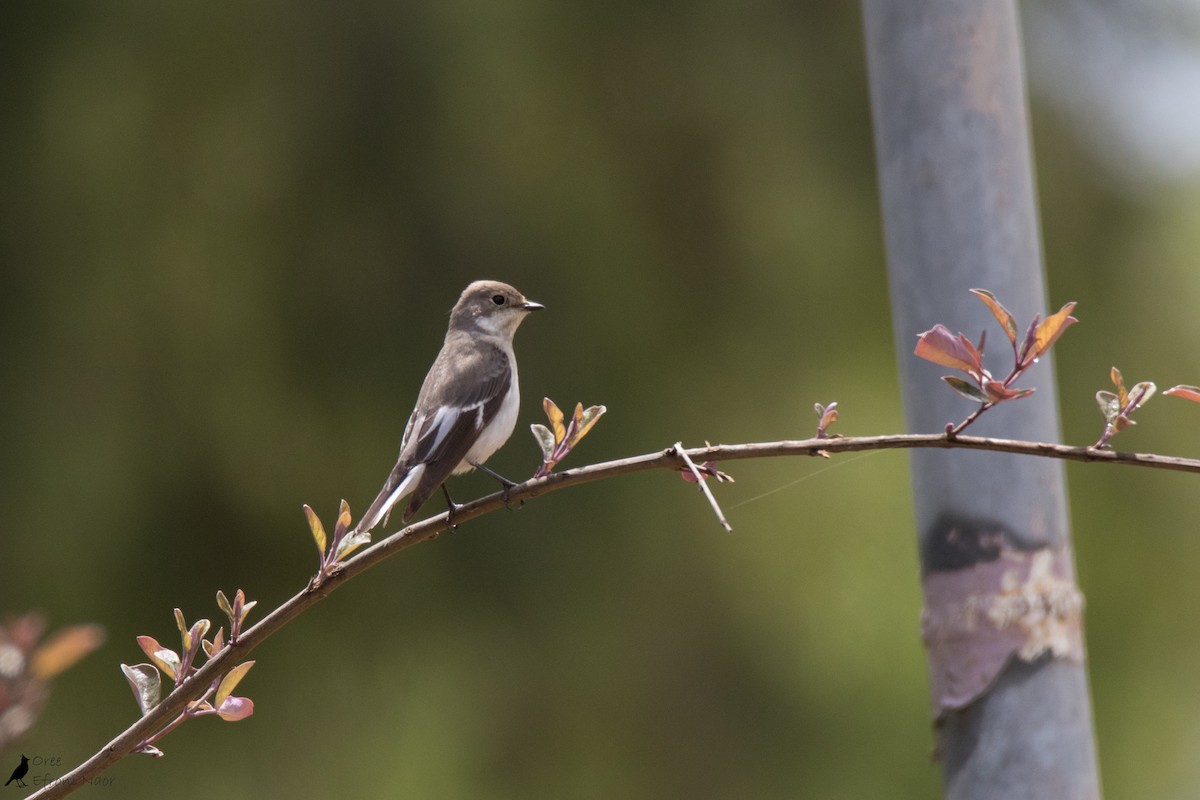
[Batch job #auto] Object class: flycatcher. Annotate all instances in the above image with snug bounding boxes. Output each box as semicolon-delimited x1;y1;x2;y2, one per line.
355;280;543;533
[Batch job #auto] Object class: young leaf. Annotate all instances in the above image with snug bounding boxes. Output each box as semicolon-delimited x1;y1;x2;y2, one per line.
942;376;990;403
215;695;255;722
216;590;233;621
572;405;606;443
915;325;983;375
982;381;1035;403
1026;301;1077;363
971;289;1019;345
215;661;256;708
530;423;556;461
334;530;371;562
1127;381;1156;410
121;663;163;715
137;636;180;681
336;500;352;537
239;600;257;623
174;608;187;637
1096;391;1121;423
1165;385;1200;403
543;397;566;444
303;504;327;555
1110;367;1128;406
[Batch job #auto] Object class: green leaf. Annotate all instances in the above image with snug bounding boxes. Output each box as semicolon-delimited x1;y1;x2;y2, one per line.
1095;390;1121;422
942;376;989;403
1127;381;1156;410
174;608;187;637
121;663;162;715
215;661;255;708
303;504;327;555
530;423;555;460
334;529;371;562
216;591;232;620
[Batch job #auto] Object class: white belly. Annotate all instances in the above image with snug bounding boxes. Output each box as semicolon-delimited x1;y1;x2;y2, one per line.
456;379;519;473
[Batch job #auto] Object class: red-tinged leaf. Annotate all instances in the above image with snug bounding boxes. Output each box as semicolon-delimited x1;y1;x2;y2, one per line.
1165;385;1200;403
215;661;255;707
982;381;1034;403
216;695;255;722
120;663;162;715
204;627;224;658
971;289;1019;345
303;504;327;555
188;619;211;648
30;624;105;680
174;608;187;637
942;376;989;403
1027;302;1078;362
816;401;839;435
915;325;983;375
136;636;180;680
543;397;566;444
680;460;734;483
1110;366;1128;406
332;499;352;541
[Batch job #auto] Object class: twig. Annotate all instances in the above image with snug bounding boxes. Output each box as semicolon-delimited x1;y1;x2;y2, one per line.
28;431;1200;798
674;442;733;533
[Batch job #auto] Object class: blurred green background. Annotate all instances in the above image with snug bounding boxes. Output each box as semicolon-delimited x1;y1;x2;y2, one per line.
4;1;1200;797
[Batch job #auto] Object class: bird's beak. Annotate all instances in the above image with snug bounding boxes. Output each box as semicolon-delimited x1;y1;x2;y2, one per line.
522;300;545;312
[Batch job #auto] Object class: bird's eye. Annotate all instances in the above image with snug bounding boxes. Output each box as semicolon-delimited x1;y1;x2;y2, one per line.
491;294;506;305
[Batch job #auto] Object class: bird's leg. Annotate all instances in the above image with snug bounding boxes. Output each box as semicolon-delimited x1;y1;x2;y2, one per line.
469;461;522;511
441;484;463;528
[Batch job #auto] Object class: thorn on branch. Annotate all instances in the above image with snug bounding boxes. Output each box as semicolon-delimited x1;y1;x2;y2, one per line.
674;442;733;533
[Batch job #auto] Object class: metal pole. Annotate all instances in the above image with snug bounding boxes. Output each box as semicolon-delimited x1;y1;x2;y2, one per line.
861;1;1101;797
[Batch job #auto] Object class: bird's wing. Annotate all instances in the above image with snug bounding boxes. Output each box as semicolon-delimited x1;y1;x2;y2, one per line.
401;343;513;518
355;341;512;533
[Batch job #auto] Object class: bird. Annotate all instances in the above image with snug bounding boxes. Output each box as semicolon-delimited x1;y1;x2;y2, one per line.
5;755;29;787
354;280;543;534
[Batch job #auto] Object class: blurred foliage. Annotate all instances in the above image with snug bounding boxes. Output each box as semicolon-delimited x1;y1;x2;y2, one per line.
2;1;1200;798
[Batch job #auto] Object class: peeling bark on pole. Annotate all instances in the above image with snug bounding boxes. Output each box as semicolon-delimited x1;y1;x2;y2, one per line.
861;1;1101;798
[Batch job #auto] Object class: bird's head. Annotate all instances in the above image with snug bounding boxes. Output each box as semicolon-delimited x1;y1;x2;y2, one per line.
450;280;544;338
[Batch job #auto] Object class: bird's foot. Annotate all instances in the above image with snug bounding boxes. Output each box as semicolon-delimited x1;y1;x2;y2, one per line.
470;460;523;511
440;485;463;528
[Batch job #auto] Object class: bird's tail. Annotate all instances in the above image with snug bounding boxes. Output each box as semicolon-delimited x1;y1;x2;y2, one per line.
355;464;425;535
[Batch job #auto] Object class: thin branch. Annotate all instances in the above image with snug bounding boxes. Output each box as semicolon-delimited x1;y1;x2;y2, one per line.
673;442;734;532
29;432;1200;798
